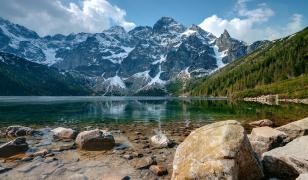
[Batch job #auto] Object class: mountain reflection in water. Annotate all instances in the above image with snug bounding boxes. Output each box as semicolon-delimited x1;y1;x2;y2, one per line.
0;96;307;128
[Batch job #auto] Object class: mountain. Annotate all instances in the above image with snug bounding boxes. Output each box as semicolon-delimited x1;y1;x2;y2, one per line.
0;17;268;95
190;27;308;99
0;52;91;95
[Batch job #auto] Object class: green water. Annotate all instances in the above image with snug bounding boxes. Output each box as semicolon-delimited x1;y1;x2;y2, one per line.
0;96;307;128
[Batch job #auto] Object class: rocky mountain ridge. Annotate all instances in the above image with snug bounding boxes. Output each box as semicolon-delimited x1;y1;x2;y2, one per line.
0;17;269;95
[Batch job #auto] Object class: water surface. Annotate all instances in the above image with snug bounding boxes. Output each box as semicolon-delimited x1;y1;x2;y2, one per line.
0;96;307;128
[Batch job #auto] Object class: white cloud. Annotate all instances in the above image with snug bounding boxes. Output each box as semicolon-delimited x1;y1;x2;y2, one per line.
264;14;304;40
0;0;136;36
199;0;304;43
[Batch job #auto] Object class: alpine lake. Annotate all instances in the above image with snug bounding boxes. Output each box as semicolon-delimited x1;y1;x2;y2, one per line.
0;96;307;131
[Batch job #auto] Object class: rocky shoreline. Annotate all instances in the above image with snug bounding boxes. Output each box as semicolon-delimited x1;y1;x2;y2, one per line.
0;117;307;180
243;95;308;105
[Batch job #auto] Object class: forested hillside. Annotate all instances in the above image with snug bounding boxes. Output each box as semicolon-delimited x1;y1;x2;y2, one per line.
190;27;308;98
0;52;91;95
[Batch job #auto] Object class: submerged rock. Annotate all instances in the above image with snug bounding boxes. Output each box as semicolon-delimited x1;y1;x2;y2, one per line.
249;126;287;157
171;120;263;180
133;156;155;169
6;126;35;137
32;149;49;157
249;119;274;127
262;136;308;179
150;134;171;148
75;129;115;151
52;127;77;140
0;137;28;158
150;165;168;176
276;117;308;140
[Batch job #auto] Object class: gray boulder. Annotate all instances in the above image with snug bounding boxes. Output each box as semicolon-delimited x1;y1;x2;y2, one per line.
150;134;171;148
276;117;308;140
6;126;34;137
249;127;287;158
51;127;77;140
297;174;308;180
75;129;115;151
171;120;263;180
0;137;28;157
262;136;308;179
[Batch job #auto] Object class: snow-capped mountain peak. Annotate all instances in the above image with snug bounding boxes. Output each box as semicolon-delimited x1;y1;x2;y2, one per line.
0;17;269;95
153;17;186;35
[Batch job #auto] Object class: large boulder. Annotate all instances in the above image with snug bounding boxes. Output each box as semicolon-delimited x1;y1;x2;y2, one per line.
276;117;308;140
249;119;274;127
51;127;77;140
75;129;115;151
0;137;28;157
6;126;34;137
297;174;308;180
171;120;263;180
249;127;287;157
150;134;171;148
262;136;308;179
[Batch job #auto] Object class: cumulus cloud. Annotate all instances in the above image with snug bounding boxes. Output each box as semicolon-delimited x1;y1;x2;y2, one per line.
199;0;304;43
263;14;304;40
0;0;136;36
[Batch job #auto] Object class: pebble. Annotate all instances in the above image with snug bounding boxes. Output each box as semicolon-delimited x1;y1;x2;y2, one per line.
32;149;49;157
149;165;168;176
0;166;12;174
21;157;33;162
121;176;131;180
44;157;57;163
122;154;133;160
132;152;143;158
133;156;155;169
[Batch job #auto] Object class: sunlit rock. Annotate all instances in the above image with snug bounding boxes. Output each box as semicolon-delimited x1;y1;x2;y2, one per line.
172;120;263;180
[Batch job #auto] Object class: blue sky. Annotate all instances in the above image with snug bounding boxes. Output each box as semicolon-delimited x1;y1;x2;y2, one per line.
107;0;307;27
0;0;307;42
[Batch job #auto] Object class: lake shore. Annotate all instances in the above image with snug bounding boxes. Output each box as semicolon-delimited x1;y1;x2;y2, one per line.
0;121;205;179
1;117;308;179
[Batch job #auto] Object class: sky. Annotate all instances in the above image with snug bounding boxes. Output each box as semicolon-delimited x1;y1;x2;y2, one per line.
0;0;307;43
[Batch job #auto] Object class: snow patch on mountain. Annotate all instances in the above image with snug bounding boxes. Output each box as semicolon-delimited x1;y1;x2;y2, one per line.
152;55;167;65
42;48;62;66
105;46;134;64
106;75;126;89
181;29;197;37
213;45;227;69
133;70;151;80
146;64;166;86
0;56;4;63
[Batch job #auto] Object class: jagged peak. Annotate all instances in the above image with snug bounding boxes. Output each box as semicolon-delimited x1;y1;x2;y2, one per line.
128;26;152;33
189;24;203;31
128;26;153;38
155;17;178;25
153;16;186;34
221;29;231;39
104;25;127;35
